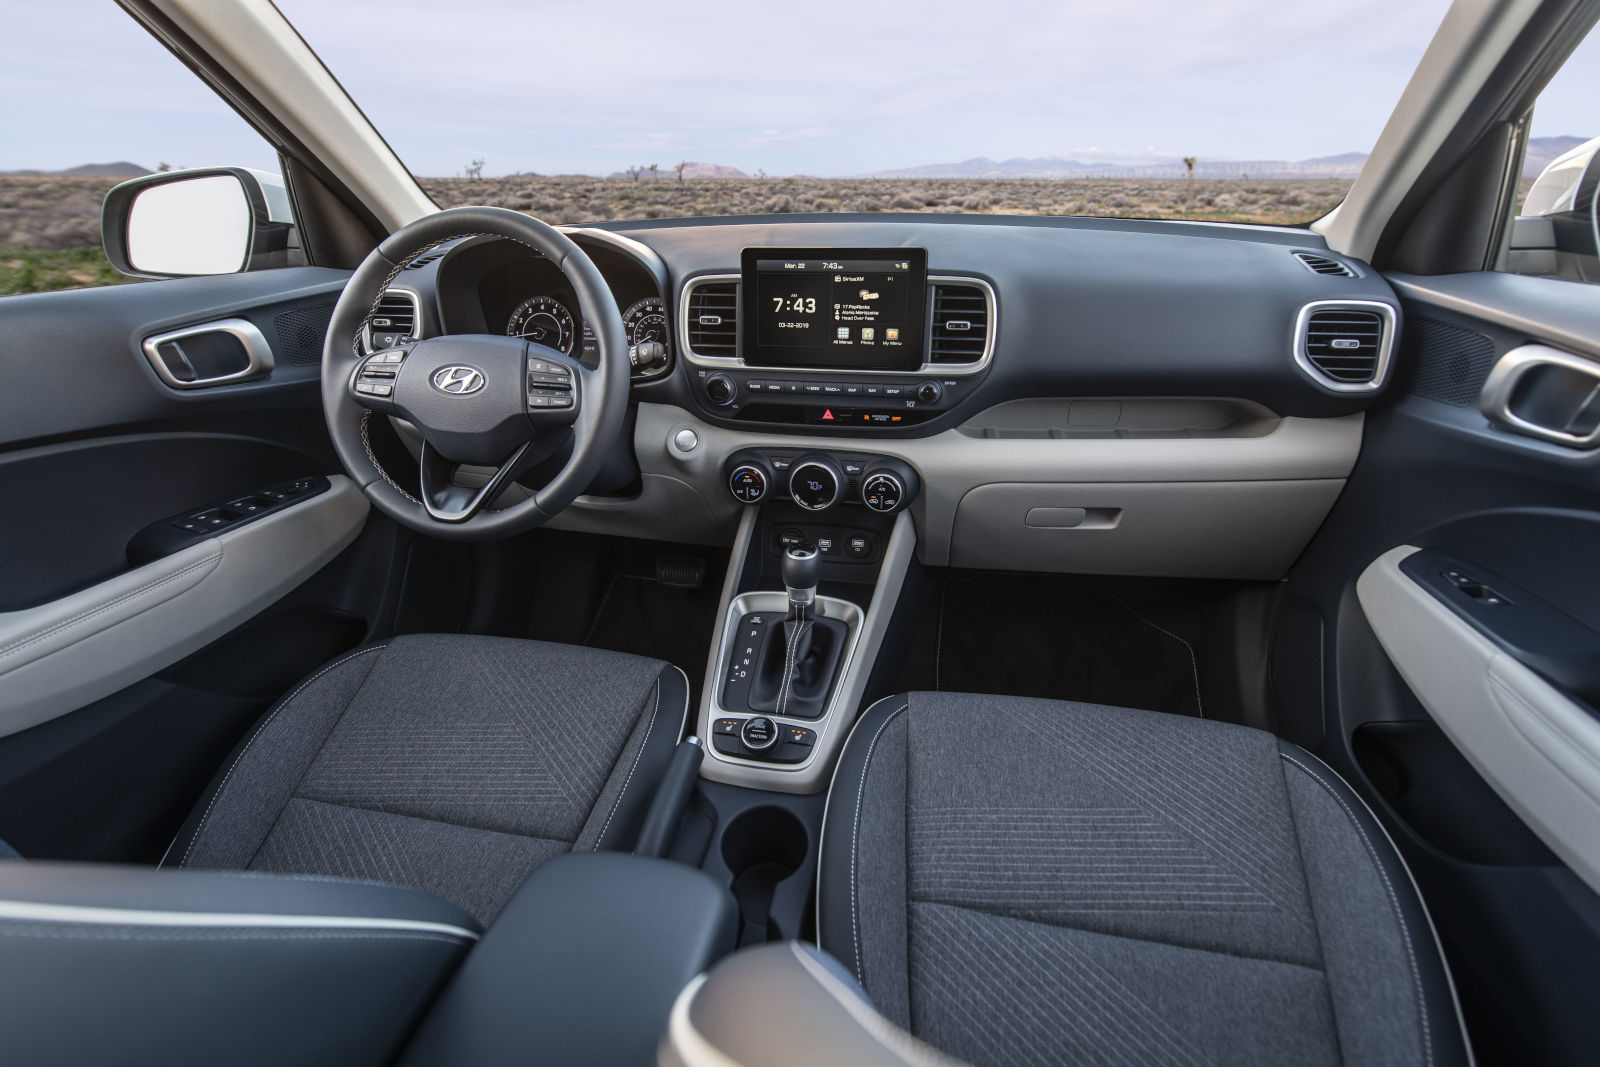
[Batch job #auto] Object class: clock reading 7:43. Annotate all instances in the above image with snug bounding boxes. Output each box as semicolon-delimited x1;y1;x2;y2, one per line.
773;295;817;314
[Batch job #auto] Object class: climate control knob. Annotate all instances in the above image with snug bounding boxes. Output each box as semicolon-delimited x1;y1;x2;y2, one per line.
704;372;736;406
728;464;768;504
862;472;905;513
916;380;943;405
789;456;844;511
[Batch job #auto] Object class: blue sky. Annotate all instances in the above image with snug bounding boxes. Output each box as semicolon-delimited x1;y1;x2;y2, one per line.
2;0;1594;177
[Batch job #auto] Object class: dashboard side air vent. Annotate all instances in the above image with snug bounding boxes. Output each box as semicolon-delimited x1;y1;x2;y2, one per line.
402;251;446;271
929;281;993;365
685;279;739;359
366;289;420;350
1295;301;1396;391
1293;251;1356;277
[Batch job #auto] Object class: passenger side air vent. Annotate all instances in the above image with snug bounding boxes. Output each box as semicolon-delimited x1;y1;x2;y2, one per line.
686;280;739;358
929;282;992;365
1296;303;1394;390
1293;251;1356;277
366;290;420;350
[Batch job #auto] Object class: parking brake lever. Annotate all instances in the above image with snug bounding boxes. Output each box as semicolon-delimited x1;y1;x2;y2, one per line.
633;737;703;859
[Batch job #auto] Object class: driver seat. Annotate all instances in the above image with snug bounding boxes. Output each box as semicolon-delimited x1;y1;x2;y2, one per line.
164;633;688;924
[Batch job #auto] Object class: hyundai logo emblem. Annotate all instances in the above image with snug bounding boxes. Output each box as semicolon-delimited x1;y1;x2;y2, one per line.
431;365;485;395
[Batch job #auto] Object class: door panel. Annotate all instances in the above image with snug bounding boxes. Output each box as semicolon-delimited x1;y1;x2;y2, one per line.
0;267;407;863
1273;270;1600;1064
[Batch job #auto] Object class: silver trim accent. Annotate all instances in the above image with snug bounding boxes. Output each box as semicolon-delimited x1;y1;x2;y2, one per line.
0;899;479;940
1291;299;1398;394
141;318;274;389
364;287;423;353
789;460;844;511
861;471;904;512
677;273;998;377
703;590;865;767
727;463;769;503
698;510;916;793
1480;343;1600;449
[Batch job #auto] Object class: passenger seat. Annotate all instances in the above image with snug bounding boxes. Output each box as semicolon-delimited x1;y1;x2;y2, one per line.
665;692;1472;1066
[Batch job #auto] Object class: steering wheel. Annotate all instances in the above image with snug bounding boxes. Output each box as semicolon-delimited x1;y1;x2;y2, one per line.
321;207;629;540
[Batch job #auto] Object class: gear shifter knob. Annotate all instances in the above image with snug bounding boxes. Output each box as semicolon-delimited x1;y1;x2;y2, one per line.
782;544;821;618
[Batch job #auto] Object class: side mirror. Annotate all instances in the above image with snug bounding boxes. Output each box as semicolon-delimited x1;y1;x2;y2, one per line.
1510;135;1600;280
101;167;298;279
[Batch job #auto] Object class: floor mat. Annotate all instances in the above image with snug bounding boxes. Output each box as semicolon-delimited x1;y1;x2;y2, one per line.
931;572;1204;717
583;574;720;709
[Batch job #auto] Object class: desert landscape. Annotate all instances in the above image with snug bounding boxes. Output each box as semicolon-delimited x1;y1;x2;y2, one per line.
0;173;1357;294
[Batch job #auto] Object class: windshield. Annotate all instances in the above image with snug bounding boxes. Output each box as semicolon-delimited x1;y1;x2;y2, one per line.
277;0;1453;226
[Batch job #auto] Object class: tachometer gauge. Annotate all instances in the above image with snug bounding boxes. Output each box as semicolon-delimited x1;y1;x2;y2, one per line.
623;297;668;347
507;295;575;354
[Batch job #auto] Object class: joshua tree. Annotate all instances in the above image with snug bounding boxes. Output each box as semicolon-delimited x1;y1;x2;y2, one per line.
648;163;658;179
674;161;687;181
156;161;172;173
1182;156;1196;197
463;158;485;179
625;165;642;181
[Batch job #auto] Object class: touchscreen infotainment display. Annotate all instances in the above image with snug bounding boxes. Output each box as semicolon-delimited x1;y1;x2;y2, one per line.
740;247;927;370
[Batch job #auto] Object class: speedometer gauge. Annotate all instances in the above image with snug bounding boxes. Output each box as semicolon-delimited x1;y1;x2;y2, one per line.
507;295;575;354
623;297;668;347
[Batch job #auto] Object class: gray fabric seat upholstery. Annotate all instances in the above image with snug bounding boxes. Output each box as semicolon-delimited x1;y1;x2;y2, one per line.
819;692;1470;1067
167;634;689;925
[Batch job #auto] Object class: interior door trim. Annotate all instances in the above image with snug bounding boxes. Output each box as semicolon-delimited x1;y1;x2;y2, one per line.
1358;544;1600;895
0;475;368;738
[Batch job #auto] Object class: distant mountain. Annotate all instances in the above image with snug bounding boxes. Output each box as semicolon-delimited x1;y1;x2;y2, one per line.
858;154;1368;180
0;162;151;177
1523;135;1590;178
858;136;1592;182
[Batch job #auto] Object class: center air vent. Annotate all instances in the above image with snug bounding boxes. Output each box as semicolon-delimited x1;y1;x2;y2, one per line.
929;281;992;365
686;280;739;358
1296;302;1395;391
1293;251;1356;277
366;290;419;350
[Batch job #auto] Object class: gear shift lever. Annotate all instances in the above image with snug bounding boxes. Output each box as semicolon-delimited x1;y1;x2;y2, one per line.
782;544;821;621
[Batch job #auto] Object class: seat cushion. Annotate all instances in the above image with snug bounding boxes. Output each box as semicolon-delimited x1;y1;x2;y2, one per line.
819;692;1469;1067
168;635;688;925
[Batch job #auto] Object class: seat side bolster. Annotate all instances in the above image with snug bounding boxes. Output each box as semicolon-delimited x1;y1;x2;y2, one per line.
579;662;693;853
0;863;477;1067
662;941;967;1067
817;694;912;998
1277;739;1473;1067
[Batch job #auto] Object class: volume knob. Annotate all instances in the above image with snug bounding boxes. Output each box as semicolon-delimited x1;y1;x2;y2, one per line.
704;373;736;406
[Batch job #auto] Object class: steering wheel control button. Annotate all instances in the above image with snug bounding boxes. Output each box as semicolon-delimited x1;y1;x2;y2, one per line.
862;472;904;512
729;465;768;504
740;716;779;752
790;458;843;511
704;372;736;406
672;428;699;454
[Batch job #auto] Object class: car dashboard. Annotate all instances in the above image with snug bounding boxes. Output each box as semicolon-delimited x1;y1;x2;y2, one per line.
382;213;1397;582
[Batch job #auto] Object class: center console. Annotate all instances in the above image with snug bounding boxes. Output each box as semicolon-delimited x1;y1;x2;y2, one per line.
694;444;920;794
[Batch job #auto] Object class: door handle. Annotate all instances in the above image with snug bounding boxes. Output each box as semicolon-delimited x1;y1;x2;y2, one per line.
141;318;274;389
1480;343;1600;449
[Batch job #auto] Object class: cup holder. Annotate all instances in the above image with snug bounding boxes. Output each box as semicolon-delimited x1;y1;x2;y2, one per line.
720;805;810;942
